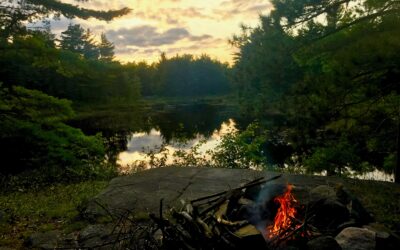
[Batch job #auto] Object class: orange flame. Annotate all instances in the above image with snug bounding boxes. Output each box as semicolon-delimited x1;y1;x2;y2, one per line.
266;184;299;239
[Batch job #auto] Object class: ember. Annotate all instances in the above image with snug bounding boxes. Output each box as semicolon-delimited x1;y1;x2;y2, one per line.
267;184;300;239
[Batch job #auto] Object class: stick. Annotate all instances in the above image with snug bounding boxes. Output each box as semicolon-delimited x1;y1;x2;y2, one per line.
191;175;282;204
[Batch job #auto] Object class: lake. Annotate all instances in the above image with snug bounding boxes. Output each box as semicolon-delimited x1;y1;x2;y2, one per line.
69;102;394;182
69;102;242;171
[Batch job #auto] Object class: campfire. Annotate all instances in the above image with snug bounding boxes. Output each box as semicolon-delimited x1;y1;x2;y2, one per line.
147;175;378;249
266;184;300;240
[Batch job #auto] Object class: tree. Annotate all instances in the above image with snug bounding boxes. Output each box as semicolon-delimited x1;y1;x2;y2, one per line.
60;25;100;59
232;0;400;178
60;23;86;53
0;86;105;180
82;28;99;60
156;54;231;97
99;33;115;62
0;0;130;39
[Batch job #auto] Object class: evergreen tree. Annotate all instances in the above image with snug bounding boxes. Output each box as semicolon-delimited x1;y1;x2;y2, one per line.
232;0;400;179
0;0;130;39
82;28;99;60
99;33;115;62
60;25;99;59
60;23;86;53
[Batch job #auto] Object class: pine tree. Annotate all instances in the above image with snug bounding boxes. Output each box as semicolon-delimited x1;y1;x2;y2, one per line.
60;25;99;59
99;33;115;62
60;24;86;53
0;0;130;39
82;29;100;60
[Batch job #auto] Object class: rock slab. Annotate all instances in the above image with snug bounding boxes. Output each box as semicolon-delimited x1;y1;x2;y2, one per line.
84;167;344;217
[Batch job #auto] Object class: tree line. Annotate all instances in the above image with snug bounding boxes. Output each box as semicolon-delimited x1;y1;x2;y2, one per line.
231;0;400;181
0;0;231;182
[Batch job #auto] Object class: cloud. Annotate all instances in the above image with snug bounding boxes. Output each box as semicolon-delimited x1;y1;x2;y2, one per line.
106;25;212;47
42;0;273;63
134;7;212;25
215;0;273;20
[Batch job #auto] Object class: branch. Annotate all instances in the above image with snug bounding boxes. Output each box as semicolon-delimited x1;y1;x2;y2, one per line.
26;0;131;21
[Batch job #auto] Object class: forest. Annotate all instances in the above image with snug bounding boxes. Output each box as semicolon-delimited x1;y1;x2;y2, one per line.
0;0;399;248
0;0;399;184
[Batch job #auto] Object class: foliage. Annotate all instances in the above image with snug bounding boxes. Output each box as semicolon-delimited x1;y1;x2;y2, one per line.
232;0;400;177
156;54;232;97
211;123;269;169
0;86;109;182
0;0;130;39
127;123;277;171
0;31;142;104
99;32;115;62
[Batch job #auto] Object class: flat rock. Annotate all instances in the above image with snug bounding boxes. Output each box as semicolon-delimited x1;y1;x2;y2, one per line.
335;227;376;250
84;167;343;217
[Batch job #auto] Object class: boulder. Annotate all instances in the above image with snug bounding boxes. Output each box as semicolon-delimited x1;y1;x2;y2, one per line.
307;236;342;250
25;231;60;249
363;224;400;250
79;224;111;248
58;232;79;249
310;198;350;231
335;227;376;250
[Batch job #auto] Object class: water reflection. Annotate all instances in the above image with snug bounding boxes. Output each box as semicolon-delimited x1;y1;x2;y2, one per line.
118;119;237;171
68;103;394;182
68;103;239;167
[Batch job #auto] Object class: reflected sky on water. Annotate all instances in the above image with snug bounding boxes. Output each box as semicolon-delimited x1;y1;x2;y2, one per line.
118;119;237;171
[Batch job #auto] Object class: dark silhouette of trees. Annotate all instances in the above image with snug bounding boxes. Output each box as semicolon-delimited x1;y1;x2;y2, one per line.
232;0;400;180
99;33;115;62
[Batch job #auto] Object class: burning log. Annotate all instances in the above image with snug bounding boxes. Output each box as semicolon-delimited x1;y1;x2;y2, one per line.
146;178;383;250
149;175;284;249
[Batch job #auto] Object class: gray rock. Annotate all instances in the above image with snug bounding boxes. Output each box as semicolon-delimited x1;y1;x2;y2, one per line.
84;167;335;218
363;224;399;250
335;227;376;250
310;185;337;202
58;232;79;249
79;224;111;248
25;230;60;249
307;236;342;250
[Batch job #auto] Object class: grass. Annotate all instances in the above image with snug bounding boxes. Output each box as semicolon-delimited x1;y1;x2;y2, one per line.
0;181;108;248
345;179;400;231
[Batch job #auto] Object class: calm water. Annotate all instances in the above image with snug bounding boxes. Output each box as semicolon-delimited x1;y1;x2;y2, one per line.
69;103;394;182
118;119;237;171
69;103;241;170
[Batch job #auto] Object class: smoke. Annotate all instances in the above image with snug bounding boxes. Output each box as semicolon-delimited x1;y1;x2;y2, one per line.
243;180;287;238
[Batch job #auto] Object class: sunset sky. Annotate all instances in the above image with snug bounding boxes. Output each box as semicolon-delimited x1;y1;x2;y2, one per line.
47;0;273;63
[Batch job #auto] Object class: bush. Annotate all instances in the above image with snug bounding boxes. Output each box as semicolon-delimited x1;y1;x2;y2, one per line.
0;86;108;183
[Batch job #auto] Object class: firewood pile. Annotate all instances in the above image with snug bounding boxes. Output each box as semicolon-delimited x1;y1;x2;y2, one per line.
146;175;399;250
149;174;306;249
